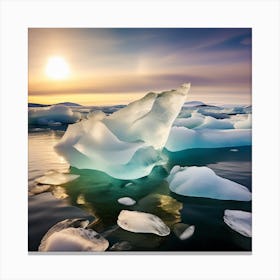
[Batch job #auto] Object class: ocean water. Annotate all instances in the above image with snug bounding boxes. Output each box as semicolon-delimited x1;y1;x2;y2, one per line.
28;126;251;252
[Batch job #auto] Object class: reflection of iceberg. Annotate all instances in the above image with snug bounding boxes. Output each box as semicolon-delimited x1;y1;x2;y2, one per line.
55;84;190;179
223;210;252;237
167;165;252;201
165;126;251;152
29;105;81;125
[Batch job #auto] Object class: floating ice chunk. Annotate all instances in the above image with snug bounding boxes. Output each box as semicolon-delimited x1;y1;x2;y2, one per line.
117;197;136;206
39;227;109;252
165;127;251;152
35;170;79;185
196;116;234;130
167;166;252;201
39;218;109;252
230;148;239;152
223;210;252;237
117;210;170;236
29;105;81;125
234;114;252;129
55;83;190;179
173;223;195;240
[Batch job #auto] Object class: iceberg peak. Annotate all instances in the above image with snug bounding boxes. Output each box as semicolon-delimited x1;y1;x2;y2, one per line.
55;83;190;179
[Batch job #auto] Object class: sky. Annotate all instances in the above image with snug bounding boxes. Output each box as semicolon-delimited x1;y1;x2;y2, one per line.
28;28;252;106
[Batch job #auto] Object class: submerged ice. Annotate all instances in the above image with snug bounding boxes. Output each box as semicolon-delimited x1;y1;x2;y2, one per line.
167;165;252;201
55;84;190;179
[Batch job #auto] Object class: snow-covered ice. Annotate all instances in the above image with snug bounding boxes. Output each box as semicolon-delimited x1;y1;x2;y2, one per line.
223;210;252;237
117;210;170;236
167;166;252;201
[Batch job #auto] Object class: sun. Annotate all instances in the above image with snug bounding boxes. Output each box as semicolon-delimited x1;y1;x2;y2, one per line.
45;56;70;80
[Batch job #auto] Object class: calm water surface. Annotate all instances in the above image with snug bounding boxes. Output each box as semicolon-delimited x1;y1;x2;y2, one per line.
28;130;252;252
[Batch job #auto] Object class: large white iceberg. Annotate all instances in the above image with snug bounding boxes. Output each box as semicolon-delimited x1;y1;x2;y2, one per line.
29;105;81;125
165;126;251;152
55;84;190;179
166;165;252;201
223;210;252;237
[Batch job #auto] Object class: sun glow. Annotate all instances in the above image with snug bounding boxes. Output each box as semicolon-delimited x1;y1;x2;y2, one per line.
45;56;70;80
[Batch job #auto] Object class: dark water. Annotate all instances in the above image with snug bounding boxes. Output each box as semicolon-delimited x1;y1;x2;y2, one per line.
28;130;251;252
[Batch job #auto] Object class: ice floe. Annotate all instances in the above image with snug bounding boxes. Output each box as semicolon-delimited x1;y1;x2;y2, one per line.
223;210;252;237
117;210;170;236
167;165;252;201
117;197;136;206
173;223;195;240
39;218;109;252
35;170;80;185
55;84;190;179
29;105;81;125
165;127;251;152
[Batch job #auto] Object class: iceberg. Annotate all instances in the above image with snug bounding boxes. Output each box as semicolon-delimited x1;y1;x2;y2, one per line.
55;83;190;179
165;126;251;152
223;210;252;237
117;210;170;236
29;105;81;125
166;165;252;201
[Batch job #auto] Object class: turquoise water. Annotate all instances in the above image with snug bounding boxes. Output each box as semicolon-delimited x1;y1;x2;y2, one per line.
28;130;251;252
